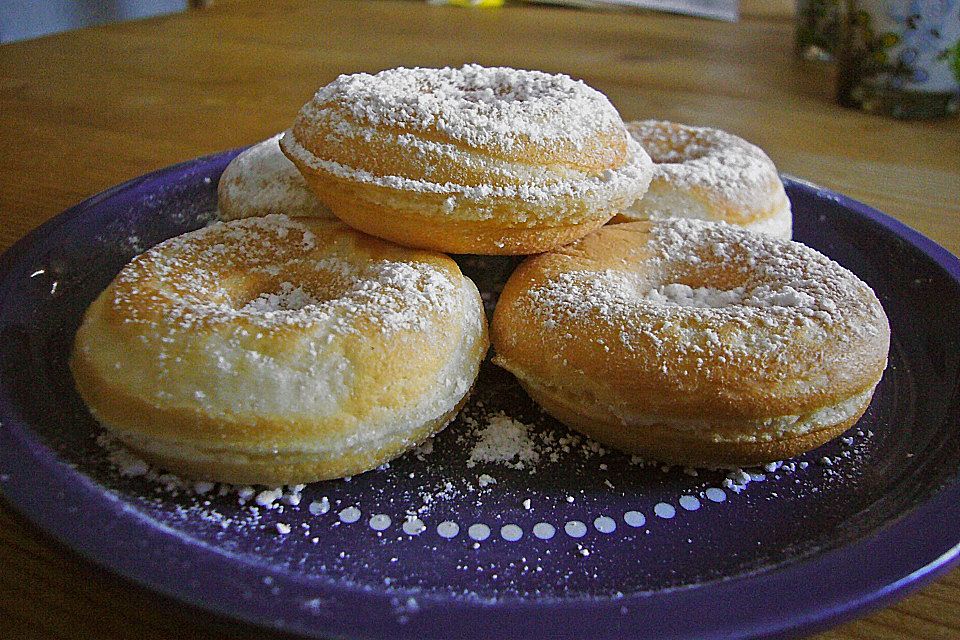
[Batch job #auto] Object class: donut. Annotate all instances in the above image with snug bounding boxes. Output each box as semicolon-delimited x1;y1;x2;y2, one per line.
71;215;488;484
614;120;792;239
491;219;889;465
280;64;654;255
218;134;334;221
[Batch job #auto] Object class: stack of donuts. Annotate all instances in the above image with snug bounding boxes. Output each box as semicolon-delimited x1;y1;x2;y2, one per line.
72;64;889;485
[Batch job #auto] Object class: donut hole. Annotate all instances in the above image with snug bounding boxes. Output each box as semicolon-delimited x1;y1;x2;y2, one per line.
648;258;820;313
435;66;566;105
242;282;323;313
644;282;746;308
640;251;752;307
645;141;709;165
638;123;711;165
453;81;531;104
222;268;354;315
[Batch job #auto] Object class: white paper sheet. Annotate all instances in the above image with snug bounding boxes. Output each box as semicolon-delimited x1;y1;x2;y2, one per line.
524;0;739;21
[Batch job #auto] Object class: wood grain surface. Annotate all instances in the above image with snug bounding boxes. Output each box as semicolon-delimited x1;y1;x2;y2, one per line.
0;1;958;638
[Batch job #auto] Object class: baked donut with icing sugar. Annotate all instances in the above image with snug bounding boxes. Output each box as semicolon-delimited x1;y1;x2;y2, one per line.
492;219;888;465
615;120;792;239
281;64;654;255
218;134;334;221
71;215;488;484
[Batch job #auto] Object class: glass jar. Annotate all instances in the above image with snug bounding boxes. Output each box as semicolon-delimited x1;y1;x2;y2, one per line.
836;0;960;119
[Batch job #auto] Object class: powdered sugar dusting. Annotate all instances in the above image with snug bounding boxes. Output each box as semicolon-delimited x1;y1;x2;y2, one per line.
218;134;331;221
306;64;624;154
282;65;655;216
111;214;458;335
282;131;651;210
624;120;790;238
627;120;781;206
523;219;885;363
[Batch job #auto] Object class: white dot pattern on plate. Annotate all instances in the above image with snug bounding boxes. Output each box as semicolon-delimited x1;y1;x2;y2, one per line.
338;506;361;524
501;524;523;541
533;522;556;540
402;517;426;535
95;413;793;570
705;487;727;503
468;523;491;541
302;472;774;548
654;503;676;519
287;490;737;543
594;516;616;534
308;498;330;515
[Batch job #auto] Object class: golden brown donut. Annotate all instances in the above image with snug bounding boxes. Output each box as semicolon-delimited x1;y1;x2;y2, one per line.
492;219;889;466
281;64;654;255
72;215;488;484
614;120;792;239
218;134;334;221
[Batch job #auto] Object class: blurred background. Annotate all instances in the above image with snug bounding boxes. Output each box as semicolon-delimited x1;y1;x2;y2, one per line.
0;0;741;44
0;0;190;44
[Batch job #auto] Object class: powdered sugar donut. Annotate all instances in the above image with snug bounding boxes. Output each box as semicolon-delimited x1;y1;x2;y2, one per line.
281;64;654;255
218;134;334;221
616;120;792;239
72;215;488;484
492;219;888;465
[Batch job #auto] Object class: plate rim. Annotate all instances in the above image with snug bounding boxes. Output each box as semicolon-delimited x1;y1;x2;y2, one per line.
0;152;958;640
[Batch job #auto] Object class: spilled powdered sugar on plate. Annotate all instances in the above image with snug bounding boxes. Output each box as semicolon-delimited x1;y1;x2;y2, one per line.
91;374;879;604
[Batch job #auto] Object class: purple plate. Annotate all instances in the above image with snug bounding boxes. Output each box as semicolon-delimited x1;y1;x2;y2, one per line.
1;150;959;640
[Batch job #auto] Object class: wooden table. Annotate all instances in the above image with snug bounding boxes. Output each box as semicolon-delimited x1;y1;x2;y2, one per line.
1;1;958;637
